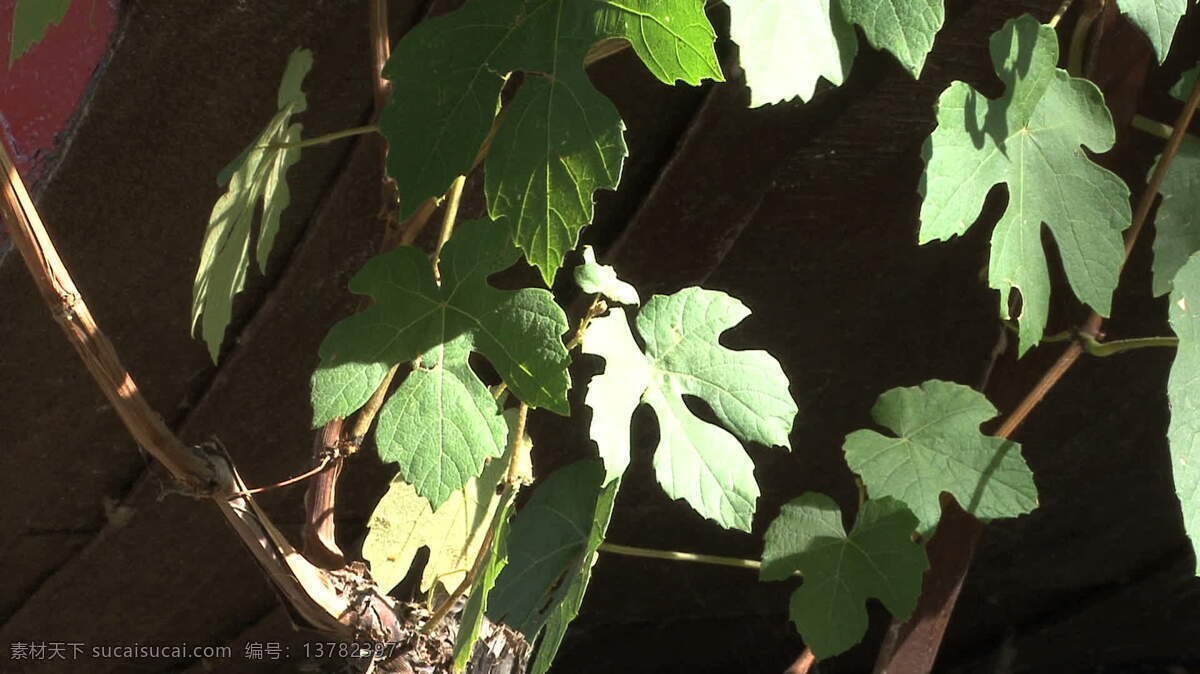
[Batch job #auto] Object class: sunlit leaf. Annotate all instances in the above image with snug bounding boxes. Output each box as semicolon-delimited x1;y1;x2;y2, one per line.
843;380;1038;532
919;15;1130;354
191;48;311;360
581;289;797;530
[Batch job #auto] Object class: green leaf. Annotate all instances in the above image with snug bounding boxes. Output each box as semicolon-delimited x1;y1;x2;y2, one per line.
919;15;1131;355
1171;64;1199;100
310;218;570;429
1117;0;1188;63
573;246;639;305
487;460;619;639
1150;141;1200;296
452;498;513;672
1167;254;1200;576
191;48;312;361
842;0;945;77
361;444;511;595
761;494;928;659
374;335;508;508
843;380;1038;532
530;478;619;674
1149;66;1200;296
581;288;797;531
380;0;722;283
726;0;856;106
9;0;70;65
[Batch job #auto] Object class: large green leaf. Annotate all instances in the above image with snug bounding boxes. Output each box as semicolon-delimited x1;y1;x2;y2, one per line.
919;15;1131;355
9;0;70;65
380;0;722;283
761;494;928;658
311;220;569;505
361;444;511;595
1168;254;1200;575
487;460;618;640
192;48;311;361
726;0;942;106
725;0;856;106
1149;65;1200;297
1117;0;1189;63
581;289;797;531
843;380;1038;532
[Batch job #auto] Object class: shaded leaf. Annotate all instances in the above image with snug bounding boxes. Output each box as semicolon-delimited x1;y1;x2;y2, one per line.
761;494;928;658
488;461;618;640
843;380;1038;532
581;289;797;530
191;48;311;361
1149;65;1200;296
452;499;513;672
919;15;1130;354
529;478;619;674
1167;254;1200;575
380;0;722;283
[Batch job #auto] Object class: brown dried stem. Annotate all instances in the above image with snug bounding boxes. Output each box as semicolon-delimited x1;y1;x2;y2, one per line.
0;134;386;644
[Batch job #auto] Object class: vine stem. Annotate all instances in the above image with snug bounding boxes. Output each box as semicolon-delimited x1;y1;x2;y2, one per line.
597;542;773;573
786;649;817;674
433;175;467;281
301;0;399;572
1;119;375;641
1047;0;1074;28
265;124;379;150
875;55;1200;674
1082;335;1177;357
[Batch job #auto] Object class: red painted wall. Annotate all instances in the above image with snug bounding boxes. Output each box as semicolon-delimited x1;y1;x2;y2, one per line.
0;0;118;260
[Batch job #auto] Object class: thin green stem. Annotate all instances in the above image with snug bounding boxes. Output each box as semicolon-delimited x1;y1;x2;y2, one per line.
1065;0;1100;76
565;296;608;351
348;363;400;444
1047;0;1074;28
598;542;795;575
433;175;466;281
263;124;379;150
1081;335;1178;357
505;403;531;487
1132;114;1200;144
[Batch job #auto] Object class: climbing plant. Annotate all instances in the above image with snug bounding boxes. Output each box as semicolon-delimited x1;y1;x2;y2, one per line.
185;0;1200;669
6;0;1200;672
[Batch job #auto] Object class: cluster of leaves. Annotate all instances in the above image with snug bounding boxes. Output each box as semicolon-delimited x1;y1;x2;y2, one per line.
725;0;1187;107
179;0;1200;667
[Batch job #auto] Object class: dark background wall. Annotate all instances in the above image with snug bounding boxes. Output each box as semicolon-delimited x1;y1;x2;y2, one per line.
2;1;1199;673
